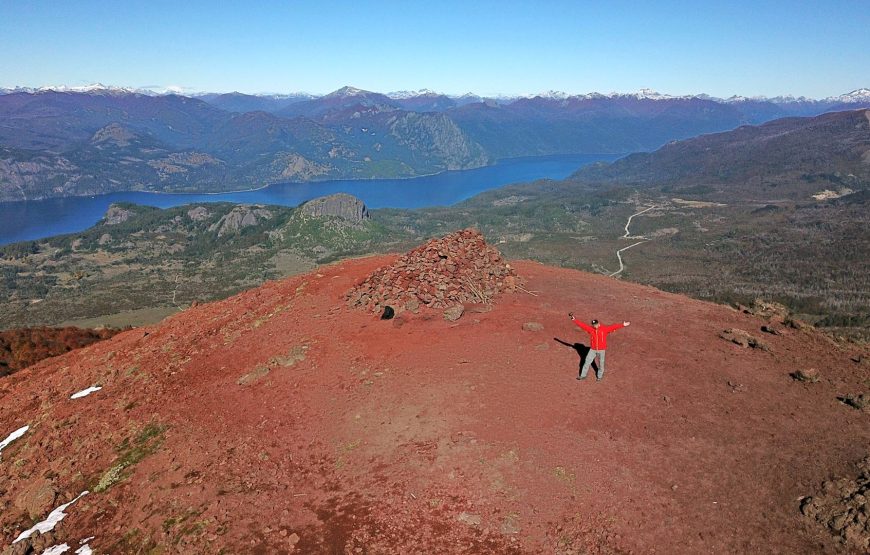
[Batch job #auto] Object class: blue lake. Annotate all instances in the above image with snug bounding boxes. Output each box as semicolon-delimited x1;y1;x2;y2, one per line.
0;153;617;245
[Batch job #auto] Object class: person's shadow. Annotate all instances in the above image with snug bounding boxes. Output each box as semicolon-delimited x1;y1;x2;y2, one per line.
554;337;597;373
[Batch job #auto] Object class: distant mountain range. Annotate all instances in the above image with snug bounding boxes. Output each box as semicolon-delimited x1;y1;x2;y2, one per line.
2;108;868;336
1;84;868;201
4;83;868;107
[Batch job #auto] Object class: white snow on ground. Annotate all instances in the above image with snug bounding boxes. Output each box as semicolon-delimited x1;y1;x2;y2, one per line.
36;537;94;553
70;386;102;399
12;491;89;544
0;425;29;457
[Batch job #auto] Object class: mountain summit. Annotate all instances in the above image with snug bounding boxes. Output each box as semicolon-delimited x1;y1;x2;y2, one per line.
0;232;866;553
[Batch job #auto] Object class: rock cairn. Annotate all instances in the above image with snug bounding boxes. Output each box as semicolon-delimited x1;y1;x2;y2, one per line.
346;228;517;313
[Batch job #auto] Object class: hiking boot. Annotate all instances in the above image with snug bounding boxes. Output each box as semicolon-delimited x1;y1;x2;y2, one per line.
576;375;586;381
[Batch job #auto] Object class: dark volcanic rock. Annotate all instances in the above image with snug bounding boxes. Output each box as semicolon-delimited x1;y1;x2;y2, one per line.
299;193;369;223
837;394;869;412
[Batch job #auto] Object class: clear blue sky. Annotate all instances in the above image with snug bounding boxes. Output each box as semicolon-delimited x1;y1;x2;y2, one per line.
1;0;867;98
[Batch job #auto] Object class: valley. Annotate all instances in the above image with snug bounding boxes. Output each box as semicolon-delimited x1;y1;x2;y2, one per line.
2;86;868;202
2;108;868;341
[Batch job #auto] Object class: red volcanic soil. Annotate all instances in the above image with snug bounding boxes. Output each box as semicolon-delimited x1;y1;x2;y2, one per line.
0;327;121;377
1;252;868;553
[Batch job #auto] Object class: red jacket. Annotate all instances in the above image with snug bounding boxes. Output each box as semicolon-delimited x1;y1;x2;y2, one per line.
572;319;624;350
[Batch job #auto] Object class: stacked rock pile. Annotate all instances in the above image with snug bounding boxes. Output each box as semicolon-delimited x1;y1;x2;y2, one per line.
346;228;518;313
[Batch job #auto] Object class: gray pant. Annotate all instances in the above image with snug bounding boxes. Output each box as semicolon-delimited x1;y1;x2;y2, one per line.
580;349;606;379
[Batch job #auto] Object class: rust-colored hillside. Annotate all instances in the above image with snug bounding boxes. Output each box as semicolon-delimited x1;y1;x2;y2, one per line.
1;233;867;554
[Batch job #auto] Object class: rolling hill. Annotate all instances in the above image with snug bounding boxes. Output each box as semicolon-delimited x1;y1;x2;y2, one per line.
1;233;867;553
571;108;870;195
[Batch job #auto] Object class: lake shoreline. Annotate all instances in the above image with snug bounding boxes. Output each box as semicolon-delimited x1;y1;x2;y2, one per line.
0;153;627;205
0;153;620;246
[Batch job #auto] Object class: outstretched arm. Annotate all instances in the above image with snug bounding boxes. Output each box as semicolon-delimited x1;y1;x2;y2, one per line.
569;313;594;332
603;321;630;332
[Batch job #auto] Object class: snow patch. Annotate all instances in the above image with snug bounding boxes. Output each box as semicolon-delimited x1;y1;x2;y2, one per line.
528;90;570;100
812;188;854;200
387;89;440;99
42;544;70;555
12;491;89;544
0;425;29;456
70;386;102;399
75;545;93;555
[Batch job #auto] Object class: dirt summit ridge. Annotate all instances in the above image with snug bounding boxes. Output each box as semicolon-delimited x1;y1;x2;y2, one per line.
346;227;518;313
0;231;868;554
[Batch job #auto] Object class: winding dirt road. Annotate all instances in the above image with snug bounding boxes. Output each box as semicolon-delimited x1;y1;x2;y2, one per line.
609;205;657;277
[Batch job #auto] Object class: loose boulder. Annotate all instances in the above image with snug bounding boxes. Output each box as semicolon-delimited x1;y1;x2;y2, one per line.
719;328;770;351
790;368;820;383
443;305;465;322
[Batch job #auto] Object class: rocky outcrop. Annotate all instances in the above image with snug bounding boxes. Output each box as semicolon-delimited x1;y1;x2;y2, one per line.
0;152;82;202
298;193;369;222
208;205;274;237
91;123;137;147
187;206;211;222
801;457;870;552
346;228;517;313
388;112;489;170
103;204;134;225
273;153;331;180
719;328;770;351
147;152;222;179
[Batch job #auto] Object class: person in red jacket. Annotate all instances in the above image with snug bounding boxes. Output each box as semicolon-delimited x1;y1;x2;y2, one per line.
569;313;630;381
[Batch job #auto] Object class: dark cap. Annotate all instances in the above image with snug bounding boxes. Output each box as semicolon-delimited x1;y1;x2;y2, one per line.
591;319;599;325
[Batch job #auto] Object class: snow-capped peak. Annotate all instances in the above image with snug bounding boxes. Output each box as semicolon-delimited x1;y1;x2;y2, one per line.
325;86;372;98
530;90;570;100
636;88;667;99
722;94;772;103
625;88;686;100
18;83;145;95
829;88;870;103
386;89;441;99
